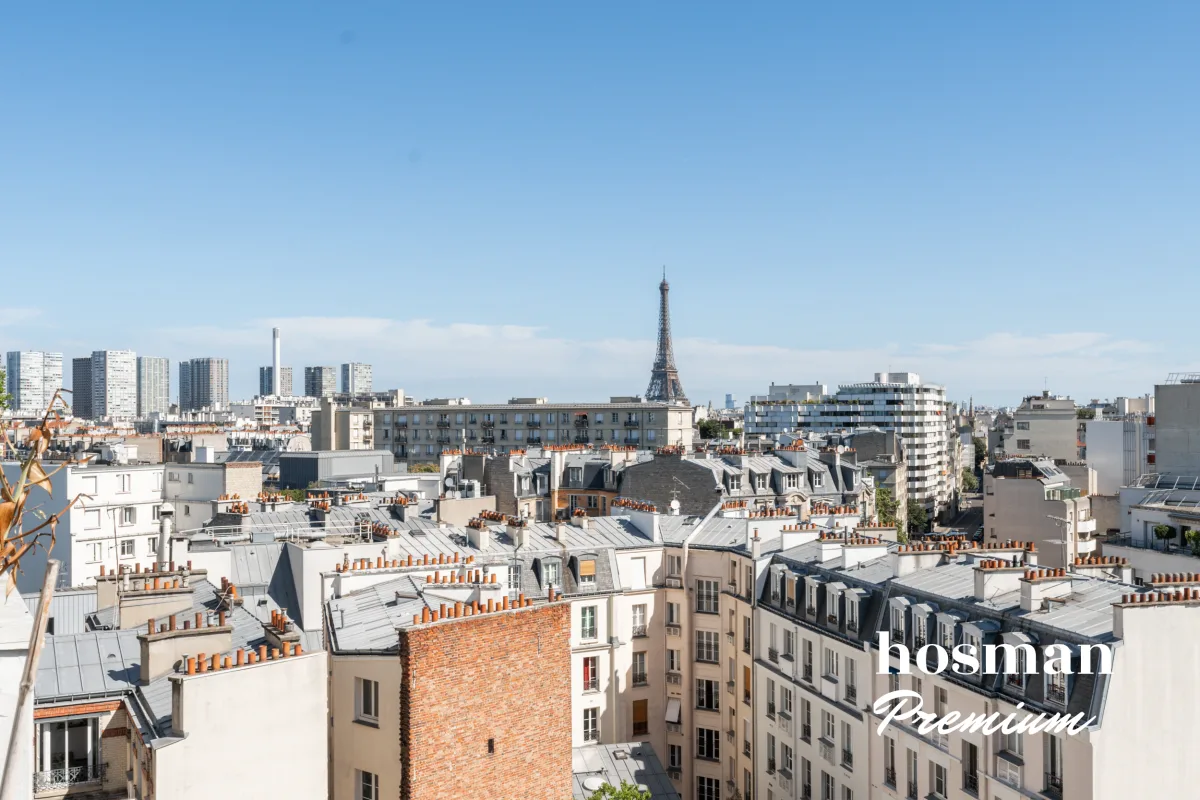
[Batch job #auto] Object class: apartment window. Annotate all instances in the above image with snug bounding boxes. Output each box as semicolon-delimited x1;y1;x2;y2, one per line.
754;473;767;490
86;542;103;563
667;602;680;625
847;600;859;632
186;473;194;484
667;554;682;576
581;707;598;742
803;639;813;679
841;720;853;768
119;539;134;558
842;789;853;800
632;651;648;685
783;629;795;659
889;673;900;695
935;686;948;718
631;699;648;736
696;728;720;760
785;474;799;490
1046;670;1068;705
907;749;918;798
821;772;834;800
632;604;648;637
823;647;838;678
962;741;979;793
117;474;131;493
84;510;101;529
152;505;161;521
582;656;599;691
357;770;379;800
659;744;678;770
780;687;793;718
884;737;896;786
743;665;751;704
939;621;953;648
579;559;596;588
581;606;597;640
544;560;560;588
821;711;835;742
120;507;136;526
932;762;947;798
695;578;719;613
998;729;1022;756
507;564;521;595
1046;734;1064;792
146;536;158;554
1016;439;1031;450
782;743;794;776
742;616;751;654
696;679;720;711
695;630;719;663
355;678;379;724
697;777;720;800
184;504;191;516
668;649;681;673
1016;421;1030;430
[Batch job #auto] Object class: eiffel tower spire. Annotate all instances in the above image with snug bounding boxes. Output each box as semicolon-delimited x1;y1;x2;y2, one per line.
645;269;688;404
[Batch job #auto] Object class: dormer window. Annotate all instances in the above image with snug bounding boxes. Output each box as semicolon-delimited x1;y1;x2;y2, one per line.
754;473;767;490
846;600;859;633
890;607;905;640
784;474;799;490
826;588;840;625
812;472;824;489
568;467;583;485
727;475;742;492
579;559;596;589
940;621;954;649
1045;670;1068;706
806;582;819;615
543;560;560;588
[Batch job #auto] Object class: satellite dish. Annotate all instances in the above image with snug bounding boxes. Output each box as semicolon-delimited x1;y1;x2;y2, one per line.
582;778;607;792
445;477;456;488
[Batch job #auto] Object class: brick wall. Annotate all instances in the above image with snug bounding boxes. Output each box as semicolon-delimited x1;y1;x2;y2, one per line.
222;462;263;499
399;602;572;800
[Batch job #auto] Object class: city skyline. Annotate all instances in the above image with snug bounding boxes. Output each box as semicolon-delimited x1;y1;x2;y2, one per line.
5;3;1200;405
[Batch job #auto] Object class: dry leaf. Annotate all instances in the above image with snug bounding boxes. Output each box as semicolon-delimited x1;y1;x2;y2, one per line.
28;461;52;496
0;501;14;536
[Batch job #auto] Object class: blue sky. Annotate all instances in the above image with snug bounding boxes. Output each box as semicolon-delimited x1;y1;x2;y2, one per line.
3;3;1199;407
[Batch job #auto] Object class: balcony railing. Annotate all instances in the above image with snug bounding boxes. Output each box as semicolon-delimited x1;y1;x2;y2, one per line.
631;624;648;638
914;633;927;648
847;618;859;633
1045;772;1063;797
845;684;857;703
841;749;853;769
743;638;751;654
802;664;813;682
819;739;835;764
33;764;106;792
884;766;897;787
743;740;751;757
726;729;735;743
806;605;817;616
665;624;681;637
526;420;541;428
964;772;979;794
632;721;648;736
768;647;779;662
766;702;776;719
891;627;904;640
666;722;681;734
583;728;599;742
1006;672;1024;689
666;671;681;684
581;626;597;640
436;419;451;428
624;420;641;428
907;780;918;800
767;759;776;774
583;677;599;691
481;419;495;428
574;418;590;428
573;435;591;444
1047;683;1067;704
801;722;811;742
632;671;648;686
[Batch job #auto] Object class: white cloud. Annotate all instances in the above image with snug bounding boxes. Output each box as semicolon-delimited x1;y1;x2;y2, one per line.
151;315;1171;406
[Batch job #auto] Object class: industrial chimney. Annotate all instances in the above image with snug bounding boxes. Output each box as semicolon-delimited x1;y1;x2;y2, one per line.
272;327;281;396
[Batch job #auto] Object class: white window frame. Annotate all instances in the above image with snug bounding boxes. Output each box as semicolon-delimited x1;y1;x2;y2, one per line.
355;677;379;724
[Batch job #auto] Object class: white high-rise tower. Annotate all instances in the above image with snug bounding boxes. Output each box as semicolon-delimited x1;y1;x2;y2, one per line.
272;327;281;396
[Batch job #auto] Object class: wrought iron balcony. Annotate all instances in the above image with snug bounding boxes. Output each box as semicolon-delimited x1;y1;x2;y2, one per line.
1045;772;1064;798
907;780;918;800
583;677;598;692
884;766;897;787
631;624;648;638
34;764;106;792
806;605;817;616
665;624;681;637
666;671;681;684
482;435;496;444
481;419;495;428
802;664;813;682
892;626;905;640
574;435;591;444
766;702;776;719
624;419;641;427
845;684;857;703
632;671;648;686
666;722;681;734
801;722;811;742
768;647;779;662
964;772;979;794
436;419;451;428
574;417;590;428
841;749;853;769
1047;683;1067;704
526;420;541;427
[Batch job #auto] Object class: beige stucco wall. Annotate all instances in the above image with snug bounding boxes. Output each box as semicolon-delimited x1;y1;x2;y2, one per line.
155;651;328;800
329;654;402;800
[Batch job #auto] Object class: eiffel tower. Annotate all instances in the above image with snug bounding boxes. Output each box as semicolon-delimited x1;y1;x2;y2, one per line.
645;270;688;404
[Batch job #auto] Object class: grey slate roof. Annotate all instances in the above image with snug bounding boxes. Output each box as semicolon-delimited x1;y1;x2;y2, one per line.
571;742;681;800
24;587;98;636
36;578;323;738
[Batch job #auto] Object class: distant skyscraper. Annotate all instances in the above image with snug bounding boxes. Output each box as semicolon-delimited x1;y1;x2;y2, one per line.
91;350;137;419
71;357;93;419
179;358;229;411
4;351;62;416
725;393;737;410
137;356;170;417
341;362;372;395
259;366;293;397
304;366;337;398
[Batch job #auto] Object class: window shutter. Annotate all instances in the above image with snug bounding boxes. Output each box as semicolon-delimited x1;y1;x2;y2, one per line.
579;560;596;577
